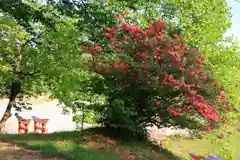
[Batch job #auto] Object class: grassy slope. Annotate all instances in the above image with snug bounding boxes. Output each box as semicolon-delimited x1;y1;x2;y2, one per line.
0;122;239;160
0;129;182;160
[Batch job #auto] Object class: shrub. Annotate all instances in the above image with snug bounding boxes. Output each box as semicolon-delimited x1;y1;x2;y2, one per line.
83;17;230;136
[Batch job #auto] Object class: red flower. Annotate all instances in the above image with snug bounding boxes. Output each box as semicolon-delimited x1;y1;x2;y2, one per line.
88;47;96;53
121;22;129;31
104;27;112;32
168;109;181;117
196;58;204;64
116;14;122;20
113;64;119;69
199;65;204;68
174;34;181;39
155;54;161;60
124;35;131;40
147;80;151;85
95;45;102;50
189;90;197;96
127;154;135;160
155;34;165;39
104;33;111;39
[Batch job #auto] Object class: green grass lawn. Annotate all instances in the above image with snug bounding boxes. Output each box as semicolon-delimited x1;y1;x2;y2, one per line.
0;128;182;160
0;123;239;160
168;122;240;159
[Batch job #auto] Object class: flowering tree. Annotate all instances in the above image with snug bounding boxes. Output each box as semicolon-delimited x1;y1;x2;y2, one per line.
84;17;230;133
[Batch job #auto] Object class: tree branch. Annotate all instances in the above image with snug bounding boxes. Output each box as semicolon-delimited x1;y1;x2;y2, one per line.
16;65;47;77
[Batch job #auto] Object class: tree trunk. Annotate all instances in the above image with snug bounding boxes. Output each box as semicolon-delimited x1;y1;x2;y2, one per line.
0;38;24;133
81;108;84;135
0;80;21;133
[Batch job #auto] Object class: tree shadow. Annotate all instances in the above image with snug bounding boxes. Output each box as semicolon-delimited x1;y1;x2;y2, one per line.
14;101;33;112
1;140;120;160
13;100;33;121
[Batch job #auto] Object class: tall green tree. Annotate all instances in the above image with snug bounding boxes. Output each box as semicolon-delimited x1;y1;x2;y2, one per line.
0;2;83;131
51;0;232;46
202;40;240;107
0;0;57;31
0;0;114;131
0;0;234;132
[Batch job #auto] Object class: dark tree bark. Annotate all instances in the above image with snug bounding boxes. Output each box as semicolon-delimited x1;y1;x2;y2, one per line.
0;80;21;133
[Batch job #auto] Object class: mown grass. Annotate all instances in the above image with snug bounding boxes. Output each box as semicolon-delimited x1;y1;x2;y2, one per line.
0;128;182;160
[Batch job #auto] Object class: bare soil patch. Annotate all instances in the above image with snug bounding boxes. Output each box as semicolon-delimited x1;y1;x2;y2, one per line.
0;142;63;160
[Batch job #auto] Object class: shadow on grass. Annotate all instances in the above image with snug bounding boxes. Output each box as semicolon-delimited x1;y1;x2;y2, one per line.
0;127;184;160
28;143;119;160
2;139;118;160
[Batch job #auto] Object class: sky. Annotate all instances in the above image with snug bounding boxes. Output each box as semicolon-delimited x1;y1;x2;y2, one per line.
225;0;240;39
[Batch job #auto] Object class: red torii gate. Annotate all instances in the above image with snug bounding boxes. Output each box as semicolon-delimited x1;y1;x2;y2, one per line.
18;118;49;134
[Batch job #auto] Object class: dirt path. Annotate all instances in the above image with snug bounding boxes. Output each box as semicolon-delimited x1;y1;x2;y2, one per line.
0;142;63;160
